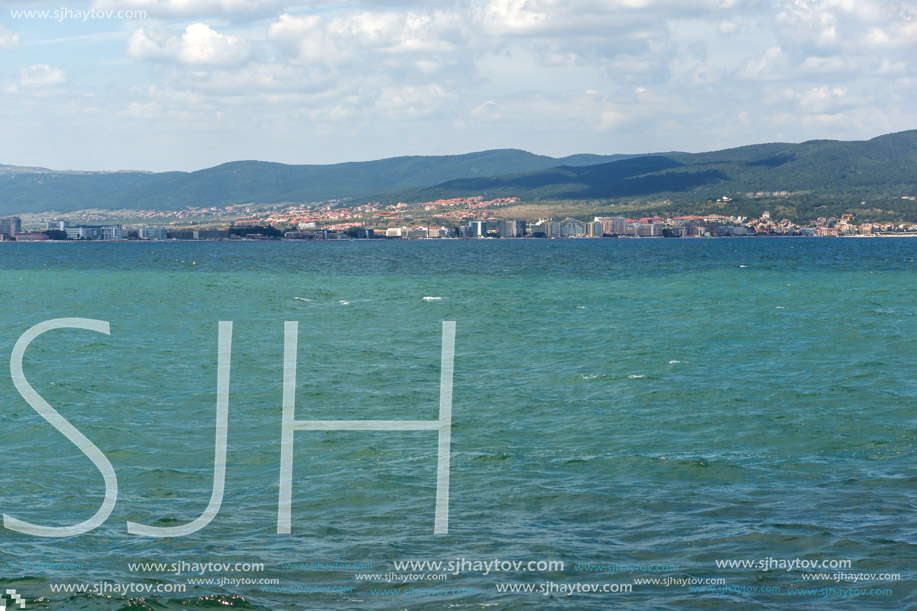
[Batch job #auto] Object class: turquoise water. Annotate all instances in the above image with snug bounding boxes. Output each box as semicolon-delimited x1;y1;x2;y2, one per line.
0;238;914;610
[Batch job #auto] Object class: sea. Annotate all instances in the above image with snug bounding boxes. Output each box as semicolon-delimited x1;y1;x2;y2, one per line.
0;237;914;610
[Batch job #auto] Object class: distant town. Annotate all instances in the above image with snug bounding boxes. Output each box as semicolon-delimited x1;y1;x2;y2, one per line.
2;195;916;242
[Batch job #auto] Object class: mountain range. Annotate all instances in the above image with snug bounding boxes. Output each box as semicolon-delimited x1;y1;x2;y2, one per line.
1;131;916;220
0;151;647;216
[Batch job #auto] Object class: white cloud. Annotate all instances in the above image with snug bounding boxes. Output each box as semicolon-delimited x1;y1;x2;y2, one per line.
5;64;67;93
738;46;784;80
0;23;19;50
5;0;917;171
478;0;754;37
128;23;252;65
19;64;66;87
774;0;917;52
375;84;452;118
717;20;738;35
479;0;548;35
127;27;173;60
268;10;469;68
179;23;251;64
798;85;849;113
190;62;332;95
461;89;647;134
110;0;917;167
126;100;162;118
471;100;495;117
864;26;891;46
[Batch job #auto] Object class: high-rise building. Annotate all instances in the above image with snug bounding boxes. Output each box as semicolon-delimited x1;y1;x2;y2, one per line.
103;225;124;241
595;216;627;235
498;219;526;238
470;220;487;236
532;219;560;237
560;218;586;237
634;222;660;237
0;216;22;240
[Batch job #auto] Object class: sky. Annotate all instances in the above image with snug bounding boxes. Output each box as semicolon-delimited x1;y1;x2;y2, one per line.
1;0;916;171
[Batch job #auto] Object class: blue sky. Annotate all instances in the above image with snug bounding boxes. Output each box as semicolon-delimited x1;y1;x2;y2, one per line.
1;0;916;171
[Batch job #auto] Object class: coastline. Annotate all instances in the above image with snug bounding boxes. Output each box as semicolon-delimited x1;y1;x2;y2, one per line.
3;233;917;244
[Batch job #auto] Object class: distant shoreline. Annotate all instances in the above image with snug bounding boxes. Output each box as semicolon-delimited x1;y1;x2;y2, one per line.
3;234;917;244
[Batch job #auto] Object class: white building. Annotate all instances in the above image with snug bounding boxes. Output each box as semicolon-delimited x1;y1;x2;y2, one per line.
595;216;627;235
103;225;124;241
560;218;586;237
138;225;168;240
633;222;661;237
427;226;452;238
404;227;429;239
64;224;124;240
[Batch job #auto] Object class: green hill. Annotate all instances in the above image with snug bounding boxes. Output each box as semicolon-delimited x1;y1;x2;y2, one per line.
0;150;643;216
1;132;916;221
389;131;917;203
378;131;917;222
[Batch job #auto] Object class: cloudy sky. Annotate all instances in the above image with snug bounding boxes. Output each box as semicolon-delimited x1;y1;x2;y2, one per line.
1;0;916;171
